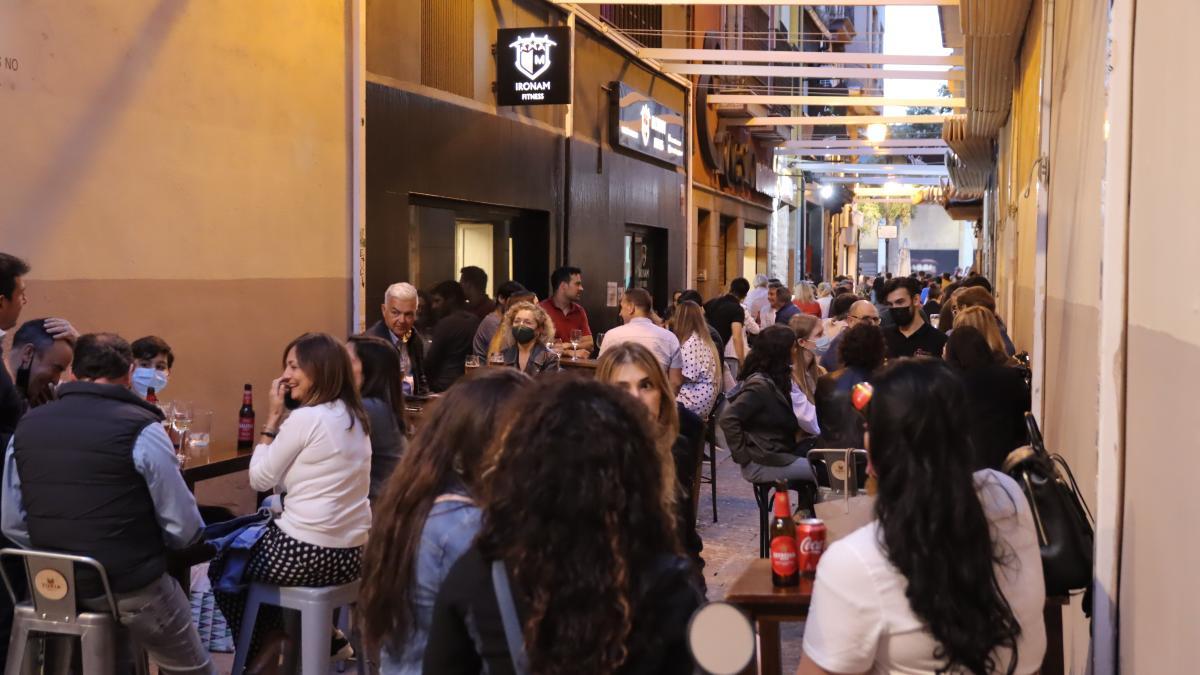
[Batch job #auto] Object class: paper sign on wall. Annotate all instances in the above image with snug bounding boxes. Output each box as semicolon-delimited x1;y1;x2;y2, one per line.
606;282;621;307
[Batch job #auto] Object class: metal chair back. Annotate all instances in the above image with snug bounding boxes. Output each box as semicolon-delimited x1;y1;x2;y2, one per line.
806;448;870;501
0;548;120;622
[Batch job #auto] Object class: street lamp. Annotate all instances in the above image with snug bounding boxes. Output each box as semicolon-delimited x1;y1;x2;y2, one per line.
865;123;888;143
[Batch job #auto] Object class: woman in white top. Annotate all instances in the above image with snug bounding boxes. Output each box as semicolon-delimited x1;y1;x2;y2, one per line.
669;300;720;418
799;359;1045;675
215;332;373;665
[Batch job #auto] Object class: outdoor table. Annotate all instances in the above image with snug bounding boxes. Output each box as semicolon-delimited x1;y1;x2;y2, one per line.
724;559;813;675
559;357;598;372
182;446;251;491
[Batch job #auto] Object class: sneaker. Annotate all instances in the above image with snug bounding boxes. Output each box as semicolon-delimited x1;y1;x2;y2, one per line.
331;628;354;662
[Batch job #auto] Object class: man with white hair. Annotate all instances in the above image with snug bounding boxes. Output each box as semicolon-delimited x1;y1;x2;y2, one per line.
745;274;771;330
367;282;429;396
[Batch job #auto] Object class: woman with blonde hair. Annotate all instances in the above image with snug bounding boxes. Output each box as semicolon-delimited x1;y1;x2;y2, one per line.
488;301;560;376
668;301;720;418
794;281;822;318
789;313;826;404
953;306;1012;364
816;282;835;318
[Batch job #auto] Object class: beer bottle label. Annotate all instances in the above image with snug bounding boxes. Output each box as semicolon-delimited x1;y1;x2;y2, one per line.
238;418;254;441
770;536;798;576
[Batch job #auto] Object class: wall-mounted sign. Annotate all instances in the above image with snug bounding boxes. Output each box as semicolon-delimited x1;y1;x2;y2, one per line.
612;83;685;167
878;224;899;239
496;27;572;106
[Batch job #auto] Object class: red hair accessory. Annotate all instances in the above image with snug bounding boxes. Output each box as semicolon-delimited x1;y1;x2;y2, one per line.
851;382;874;412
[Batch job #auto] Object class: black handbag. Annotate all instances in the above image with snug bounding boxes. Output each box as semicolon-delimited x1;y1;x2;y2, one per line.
1002;413;1094;599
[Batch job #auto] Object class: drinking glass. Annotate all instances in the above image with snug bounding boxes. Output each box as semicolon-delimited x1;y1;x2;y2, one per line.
464;355;482;371
185;409;213;466
570;329;583;360
171;400;193;466
488;351;505;366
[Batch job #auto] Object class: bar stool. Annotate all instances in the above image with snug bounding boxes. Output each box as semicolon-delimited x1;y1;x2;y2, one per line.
231;580;366;675
0;548;147;675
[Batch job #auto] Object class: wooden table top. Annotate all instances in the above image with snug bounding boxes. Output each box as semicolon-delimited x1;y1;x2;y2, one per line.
559;357;598;369
725;559;814;617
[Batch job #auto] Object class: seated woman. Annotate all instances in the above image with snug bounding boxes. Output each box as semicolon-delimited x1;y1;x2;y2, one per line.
358;369;530;674
799;359;1045;675
815;322;887;450
346;335;408;503
719;325;818;485
945;326;1031;471
597;342;705;588
669;300;720;419
489;301;560;376
213;332;372;663
423;377;703;675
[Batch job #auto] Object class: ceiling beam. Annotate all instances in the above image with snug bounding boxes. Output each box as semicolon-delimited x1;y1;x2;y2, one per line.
853;187;920;197
707;94;964;107
555;0;958;5
745;114;950;126
778;147;948;157
796;163;949;176
641;48;963;68
781;138;947;149
661;63;964;81
812;176;944;186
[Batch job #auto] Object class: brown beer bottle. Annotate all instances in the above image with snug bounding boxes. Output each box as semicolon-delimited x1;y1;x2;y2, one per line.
145;387;158;405
769;481;799;587
237;384;255;451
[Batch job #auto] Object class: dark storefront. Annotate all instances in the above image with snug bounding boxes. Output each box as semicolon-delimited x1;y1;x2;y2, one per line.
365;3;688;334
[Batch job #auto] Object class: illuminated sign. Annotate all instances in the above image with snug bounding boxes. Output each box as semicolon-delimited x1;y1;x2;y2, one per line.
612;83;685;167
496;27;572;106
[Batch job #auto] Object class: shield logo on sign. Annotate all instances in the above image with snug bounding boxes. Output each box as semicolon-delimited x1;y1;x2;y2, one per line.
509;34;557;81
640;104;653;146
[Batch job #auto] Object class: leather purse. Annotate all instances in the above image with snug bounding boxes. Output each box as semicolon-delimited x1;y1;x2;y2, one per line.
1003;413;1094;598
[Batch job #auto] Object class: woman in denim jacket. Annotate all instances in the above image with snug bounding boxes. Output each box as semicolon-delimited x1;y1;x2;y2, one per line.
358;369;530;674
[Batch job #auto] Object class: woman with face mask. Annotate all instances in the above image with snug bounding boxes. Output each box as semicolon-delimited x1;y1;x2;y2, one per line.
489;302;560;377
130;336;174;398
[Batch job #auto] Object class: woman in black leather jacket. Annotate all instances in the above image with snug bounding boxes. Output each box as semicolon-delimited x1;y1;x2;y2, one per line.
815;323;887;450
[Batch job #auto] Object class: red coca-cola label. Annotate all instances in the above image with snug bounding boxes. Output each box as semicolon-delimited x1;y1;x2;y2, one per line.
796;519;827;574
770;536;798;576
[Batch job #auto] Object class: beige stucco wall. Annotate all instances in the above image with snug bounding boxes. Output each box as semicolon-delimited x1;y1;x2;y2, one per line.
0;2;353;464
1042;0;1107;669
1120;0;1200;671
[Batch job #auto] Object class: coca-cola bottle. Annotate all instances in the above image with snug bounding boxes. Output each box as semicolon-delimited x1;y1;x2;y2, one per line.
237;384;255;451
769;481;799;587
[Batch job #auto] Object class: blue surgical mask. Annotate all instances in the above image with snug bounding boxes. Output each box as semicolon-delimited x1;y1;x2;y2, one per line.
132;367;169;398
814;334;834;356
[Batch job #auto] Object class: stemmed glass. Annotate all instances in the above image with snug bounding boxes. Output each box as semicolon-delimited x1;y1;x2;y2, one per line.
570;329;583;361
171;400;193;466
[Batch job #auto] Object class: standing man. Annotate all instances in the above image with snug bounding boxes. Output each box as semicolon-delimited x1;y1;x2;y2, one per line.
745;274;771;329
459;266;497;321
3;333;214;674
770;282;801;326
472;281;527;359
881;277;947;359
539;266;593;359
599;288;682;376
819;300;881;371
704;278;748;364
424;281;482;392
367;282;429;396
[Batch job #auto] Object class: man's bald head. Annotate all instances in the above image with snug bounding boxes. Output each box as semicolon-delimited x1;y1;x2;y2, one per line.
847;300;881;326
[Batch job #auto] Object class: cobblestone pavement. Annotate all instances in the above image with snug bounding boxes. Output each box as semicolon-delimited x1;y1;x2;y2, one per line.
696;445;806;674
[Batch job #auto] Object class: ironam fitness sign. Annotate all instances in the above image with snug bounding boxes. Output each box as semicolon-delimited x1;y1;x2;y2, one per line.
612;83;685;167
496;27;572;106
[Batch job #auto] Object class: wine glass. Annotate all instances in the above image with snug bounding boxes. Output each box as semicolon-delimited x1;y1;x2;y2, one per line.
171;400;193;466
570;329;583;361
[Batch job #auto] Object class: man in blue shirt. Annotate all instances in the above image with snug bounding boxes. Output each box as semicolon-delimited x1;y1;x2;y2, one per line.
3;333;213;674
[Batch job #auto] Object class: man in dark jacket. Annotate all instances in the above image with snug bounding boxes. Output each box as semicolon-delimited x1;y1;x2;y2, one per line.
424;280;482;392
367;281;430;396
2;333;212;673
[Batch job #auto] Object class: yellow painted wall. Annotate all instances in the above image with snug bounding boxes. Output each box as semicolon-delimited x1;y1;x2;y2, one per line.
0;2;353;459
1120;0;1200;670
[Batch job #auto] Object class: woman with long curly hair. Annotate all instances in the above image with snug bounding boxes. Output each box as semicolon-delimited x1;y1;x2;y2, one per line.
799;359;1045;675
488;301;560;376
423;377;703;675
358;369;530;674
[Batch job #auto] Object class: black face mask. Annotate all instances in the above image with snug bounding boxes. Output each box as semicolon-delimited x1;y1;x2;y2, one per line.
511;326;537;345
890;306;915;327
15;361;30;399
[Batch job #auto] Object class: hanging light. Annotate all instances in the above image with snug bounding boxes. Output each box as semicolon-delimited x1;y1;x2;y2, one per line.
819;184;835;200
865;123;888;143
